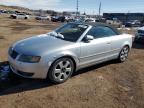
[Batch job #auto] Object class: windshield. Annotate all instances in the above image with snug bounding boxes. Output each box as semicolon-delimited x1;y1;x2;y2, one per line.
55;23;88;42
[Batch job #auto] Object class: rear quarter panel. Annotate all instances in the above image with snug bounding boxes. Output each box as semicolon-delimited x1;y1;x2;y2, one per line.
110;34;133;56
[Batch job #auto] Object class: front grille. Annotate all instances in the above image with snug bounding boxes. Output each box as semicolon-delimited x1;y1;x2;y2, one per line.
10;50;19;59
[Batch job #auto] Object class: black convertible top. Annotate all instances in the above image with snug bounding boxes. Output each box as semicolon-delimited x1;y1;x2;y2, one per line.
84;22;121;35
84;22;110;26
73;22;121;35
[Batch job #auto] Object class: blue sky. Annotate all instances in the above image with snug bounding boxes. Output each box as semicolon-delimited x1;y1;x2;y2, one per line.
0;0;144;14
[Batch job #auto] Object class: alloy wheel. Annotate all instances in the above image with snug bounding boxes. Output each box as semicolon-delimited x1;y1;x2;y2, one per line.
120;46;129;62
53;59;73;82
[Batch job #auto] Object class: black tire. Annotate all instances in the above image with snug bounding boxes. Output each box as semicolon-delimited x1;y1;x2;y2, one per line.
48;57;74;84
118;46;130;62
14;16;17;19
25;17;28;20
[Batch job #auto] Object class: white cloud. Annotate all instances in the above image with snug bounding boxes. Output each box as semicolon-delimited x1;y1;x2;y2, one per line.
0;0;62;10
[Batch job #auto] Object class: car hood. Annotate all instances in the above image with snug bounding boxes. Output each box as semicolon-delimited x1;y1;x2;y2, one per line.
13;34;73;56
138;27;144;31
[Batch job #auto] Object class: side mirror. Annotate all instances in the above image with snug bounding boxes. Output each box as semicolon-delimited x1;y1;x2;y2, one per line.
84;35;94;42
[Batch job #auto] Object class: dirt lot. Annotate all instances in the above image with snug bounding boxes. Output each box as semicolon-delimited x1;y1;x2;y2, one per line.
0;14;144;108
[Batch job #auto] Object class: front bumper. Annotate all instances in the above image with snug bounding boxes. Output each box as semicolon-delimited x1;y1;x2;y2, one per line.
8;55;49;79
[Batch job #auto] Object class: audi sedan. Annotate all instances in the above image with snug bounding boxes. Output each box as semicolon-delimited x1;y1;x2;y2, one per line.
8;22;133;83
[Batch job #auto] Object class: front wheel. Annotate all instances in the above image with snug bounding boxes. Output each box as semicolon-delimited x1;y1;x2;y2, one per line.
48;58;74;84
118;46;130;62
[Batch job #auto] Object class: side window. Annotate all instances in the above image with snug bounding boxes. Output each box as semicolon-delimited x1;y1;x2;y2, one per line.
87;26;118;39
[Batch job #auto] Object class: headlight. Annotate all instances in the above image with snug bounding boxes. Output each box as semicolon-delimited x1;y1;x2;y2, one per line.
18;55;41;63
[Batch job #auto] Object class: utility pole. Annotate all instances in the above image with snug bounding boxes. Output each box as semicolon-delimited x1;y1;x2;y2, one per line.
99;2;101;20
76;0;79;17
125;11;130;24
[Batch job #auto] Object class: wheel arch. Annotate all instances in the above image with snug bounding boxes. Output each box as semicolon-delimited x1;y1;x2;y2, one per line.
56;55;77;71
118;44;130;62
121;41;131;50
46;55;78;79
47;54;79;74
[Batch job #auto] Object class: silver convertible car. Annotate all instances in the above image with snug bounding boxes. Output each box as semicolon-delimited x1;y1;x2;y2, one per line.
8;23;133;83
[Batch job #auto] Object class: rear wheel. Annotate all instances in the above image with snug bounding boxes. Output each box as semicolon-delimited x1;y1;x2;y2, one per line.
118;46;129;62
48;57;74;84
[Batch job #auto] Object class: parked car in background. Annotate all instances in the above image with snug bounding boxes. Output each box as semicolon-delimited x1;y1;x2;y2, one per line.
8;22;133;83
36;16;51;20
106;19;122;28
65;16;75;22
51;16;59;22
141;20;144;26
135;26;144;43
51;16;65;22
21;12;31;15
125;20;141;27
10;13;29;19
84;18;96;23
73;18;84;23
5;10;16;14
0;9;5;13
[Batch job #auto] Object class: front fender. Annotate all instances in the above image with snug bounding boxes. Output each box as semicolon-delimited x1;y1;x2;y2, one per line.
43;50;80;71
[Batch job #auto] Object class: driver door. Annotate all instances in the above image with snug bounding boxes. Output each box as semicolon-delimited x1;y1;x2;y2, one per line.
79;26;112;66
